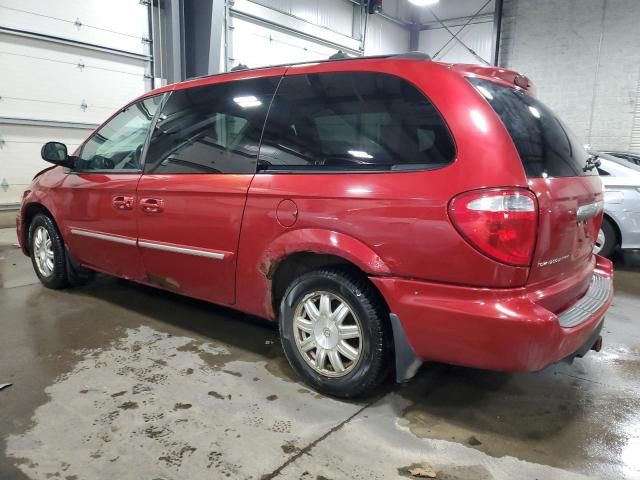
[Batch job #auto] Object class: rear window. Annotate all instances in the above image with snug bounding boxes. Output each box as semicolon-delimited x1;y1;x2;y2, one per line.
468;77;594;178
258;72;455;172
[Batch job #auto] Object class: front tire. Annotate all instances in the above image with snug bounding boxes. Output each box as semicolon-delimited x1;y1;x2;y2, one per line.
29;214;69;289
279;268;390;398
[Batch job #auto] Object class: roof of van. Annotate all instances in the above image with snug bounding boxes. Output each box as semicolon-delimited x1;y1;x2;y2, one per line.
141;52;534;99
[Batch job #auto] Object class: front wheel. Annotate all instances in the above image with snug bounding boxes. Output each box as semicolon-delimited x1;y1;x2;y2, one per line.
29;214;69;289
279;268;390;398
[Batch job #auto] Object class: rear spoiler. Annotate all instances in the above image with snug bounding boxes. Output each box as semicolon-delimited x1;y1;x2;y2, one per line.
451;64;536;97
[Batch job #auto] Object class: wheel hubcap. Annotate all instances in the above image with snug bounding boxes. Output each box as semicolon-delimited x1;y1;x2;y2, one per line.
33;226;54;277
594;228;605;254
293;291;363;378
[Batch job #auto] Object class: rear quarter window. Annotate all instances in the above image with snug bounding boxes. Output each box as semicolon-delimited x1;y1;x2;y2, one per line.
468;77;594;178
258;71;455;172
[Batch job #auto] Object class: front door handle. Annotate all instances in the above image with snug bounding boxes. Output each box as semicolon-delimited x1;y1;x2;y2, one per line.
140;197;164;213
112;195;134;211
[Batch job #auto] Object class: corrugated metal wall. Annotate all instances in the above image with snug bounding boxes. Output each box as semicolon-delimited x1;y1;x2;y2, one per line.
632;76;640;152
419;21;494;64
365;15;410;55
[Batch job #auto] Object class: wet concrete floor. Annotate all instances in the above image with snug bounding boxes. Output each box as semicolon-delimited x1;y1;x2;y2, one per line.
1;228;639;479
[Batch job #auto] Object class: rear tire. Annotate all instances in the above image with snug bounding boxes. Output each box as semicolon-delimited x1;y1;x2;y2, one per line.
29;214;69;289
279;268;390;398
595;217;618;258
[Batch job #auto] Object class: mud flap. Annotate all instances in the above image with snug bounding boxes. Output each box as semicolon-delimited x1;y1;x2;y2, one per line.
390;313;422;382
65;246;95;286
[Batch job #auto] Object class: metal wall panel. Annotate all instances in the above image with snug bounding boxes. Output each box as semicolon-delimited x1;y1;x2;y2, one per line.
419;21;493;65
381;0;412;23
365;15;410;55
419;0;495;23
250;0;354;38
630;69;640;152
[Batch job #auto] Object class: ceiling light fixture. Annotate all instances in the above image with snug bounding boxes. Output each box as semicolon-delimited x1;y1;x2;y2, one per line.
408;0;440;6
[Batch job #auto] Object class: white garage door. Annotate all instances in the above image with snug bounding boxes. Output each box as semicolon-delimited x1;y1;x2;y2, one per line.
0;0;152;206
227;0;363;70
230;17;340;69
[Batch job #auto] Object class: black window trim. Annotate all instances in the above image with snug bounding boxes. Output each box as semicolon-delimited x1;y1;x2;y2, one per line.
70;92;168;175
255;70;457;175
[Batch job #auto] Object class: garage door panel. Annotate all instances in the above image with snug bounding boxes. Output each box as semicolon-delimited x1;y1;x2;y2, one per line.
1;34;149;124
0;98;117;126
0;33;148;74
1;124;91;147
231;17;338;69
0;125;90;204
0;0;150;55
251;0;354;38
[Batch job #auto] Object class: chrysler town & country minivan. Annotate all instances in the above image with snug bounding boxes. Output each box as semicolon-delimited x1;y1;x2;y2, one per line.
18;54;613;397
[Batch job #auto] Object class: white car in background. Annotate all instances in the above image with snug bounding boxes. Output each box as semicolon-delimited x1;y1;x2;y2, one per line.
595;152;640;257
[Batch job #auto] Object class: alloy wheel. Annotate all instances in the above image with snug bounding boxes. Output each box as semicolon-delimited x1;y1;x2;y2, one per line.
33;226;54;277
293;291;363;378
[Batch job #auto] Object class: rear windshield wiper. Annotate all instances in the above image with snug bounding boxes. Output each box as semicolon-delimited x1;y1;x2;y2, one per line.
583;153;601;172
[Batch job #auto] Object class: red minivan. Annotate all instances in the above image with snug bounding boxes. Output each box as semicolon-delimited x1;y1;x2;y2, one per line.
17;54;613;397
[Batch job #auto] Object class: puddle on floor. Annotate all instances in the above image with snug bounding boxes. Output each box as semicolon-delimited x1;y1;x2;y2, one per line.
396;359;640;479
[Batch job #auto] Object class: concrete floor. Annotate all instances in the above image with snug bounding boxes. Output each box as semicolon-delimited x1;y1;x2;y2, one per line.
1;227;639;480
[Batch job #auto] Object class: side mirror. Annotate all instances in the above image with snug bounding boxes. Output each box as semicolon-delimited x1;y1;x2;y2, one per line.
41;141;75;168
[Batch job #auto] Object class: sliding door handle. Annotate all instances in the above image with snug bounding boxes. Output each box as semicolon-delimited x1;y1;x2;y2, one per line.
140;198;164;213
112;195;134;210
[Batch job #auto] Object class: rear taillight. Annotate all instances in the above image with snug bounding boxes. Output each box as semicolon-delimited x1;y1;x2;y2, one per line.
448;188;538;267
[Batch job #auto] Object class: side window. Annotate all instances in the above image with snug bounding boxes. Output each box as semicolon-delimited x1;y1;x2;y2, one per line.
143;77;280;174
77;95;163;171
258;72;455;172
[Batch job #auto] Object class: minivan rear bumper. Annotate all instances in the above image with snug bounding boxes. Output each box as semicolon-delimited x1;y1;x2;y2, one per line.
371;255;613;373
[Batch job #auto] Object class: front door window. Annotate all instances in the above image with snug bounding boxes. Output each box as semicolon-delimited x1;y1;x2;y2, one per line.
76;95;163;172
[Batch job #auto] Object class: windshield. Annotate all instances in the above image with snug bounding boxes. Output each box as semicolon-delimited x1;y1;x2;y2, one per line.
468;77;594;178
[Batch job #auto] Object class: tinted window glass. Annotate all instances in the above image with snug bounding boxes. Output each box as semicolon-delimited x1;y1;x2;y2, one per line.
468;78;593;178
77;95;162;171
144;77;279;174
259;72;455;171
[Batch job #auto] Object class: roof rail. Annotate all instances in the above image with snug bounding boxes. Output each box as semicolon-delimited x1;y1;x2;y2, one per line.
184;52;431;83
328;50;351;60
393;51;431;61
230;63;249;72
